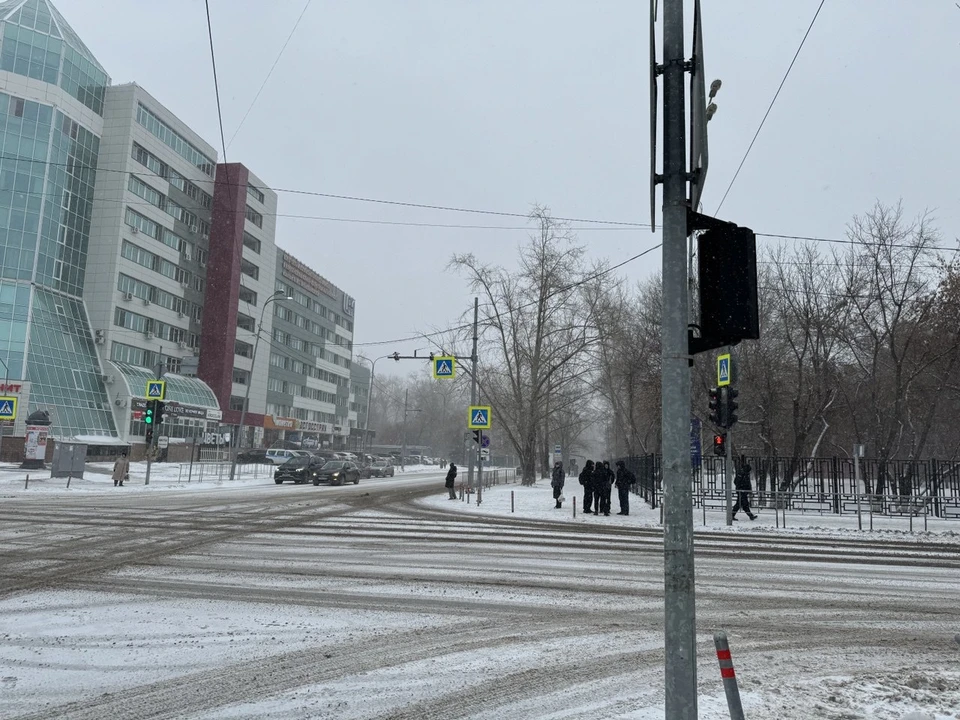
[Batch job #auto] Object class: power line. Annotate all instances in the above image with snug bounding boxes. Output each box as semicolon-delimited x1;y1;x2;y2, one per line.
227;0;314;149
353;241;663;348
714;0;826;214
203;0;228;164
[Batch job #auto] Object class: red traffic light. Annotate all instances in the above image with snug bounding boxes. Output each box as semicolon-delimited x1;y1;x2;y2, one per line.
712;433;726;456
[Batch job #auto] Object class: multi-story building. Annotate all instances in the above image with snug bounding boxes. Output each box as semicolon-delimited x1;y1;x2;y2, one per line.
88;83;222;444
196;162;279;448
350;363;371;452
266;250;356;450
0;0;118;440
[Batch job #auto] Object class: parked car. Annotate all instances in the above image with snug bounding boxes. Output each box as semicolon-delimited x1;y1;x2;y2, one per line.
368;461;395;478
274;455;324;484
312;460;361;486
237;448;268;464
266;448;311;465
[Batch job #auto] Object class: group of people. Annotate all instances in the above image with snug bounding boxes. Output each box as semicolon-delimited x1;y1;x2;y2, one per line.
550;459;636;516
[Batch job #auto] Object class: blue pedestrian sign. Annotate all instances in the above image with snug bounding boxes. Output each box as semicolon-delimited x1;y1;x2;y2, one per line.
717;354;731;387
146;380;166;400
0;396;16;420
432;356;456;379
468;405;492;430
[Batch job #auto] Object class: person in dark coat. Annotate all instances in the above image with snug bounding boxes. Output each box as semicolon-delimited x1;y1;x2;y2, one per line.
614;460;636;515
732;462;757;520
445;462;458;500
592;460;610;516
551;461;565;509
579;460;595;514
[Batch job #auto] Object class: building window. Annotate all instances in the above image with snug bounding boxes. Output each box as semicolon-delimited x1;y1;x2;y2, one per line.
247;184;265;204
242;232;261;254
136;102;215;176
237;313;255;332
238;286;257;305
125;207;160;239
229;396;246;412
235;340;253;358
245;205;263;228
232;368;249;385
132;142;165;176
240;259;259;281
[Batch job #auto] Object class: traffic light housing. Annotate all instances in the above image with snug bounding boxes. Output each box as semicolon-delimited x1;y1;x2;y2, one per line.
713;433;726;456
725;388;739;427
472;430;482;444
155;401;166;426
144;399;155;426
708;387;724;426
145;428;154;446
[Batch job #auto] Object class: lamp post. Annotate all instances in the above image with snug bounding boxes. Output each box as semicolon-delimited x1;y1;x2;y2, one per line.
356;354;387;459
229;290;291;481
0;356;7;465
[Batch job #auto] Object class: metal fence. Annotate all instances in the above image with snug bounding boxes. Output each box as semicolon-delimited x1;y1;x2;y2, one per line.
618;454;960;519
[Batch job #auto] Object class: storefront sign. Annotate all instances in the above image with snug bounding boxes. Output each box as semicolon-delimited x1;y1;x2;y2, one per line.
0;383;23;393
265;415;299;431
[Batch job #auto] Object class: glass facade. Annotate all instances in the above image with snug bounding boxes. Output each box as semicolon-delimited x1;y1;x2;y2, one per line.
0;1;116;437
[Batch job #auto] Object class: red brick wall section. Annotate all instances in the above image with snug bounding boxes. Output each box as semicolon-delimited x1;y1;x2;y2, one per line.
198;163;249;410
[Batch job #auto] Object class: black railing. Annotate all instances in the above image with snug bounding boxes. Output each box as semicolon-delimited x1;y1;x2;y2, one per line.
616;454;960;519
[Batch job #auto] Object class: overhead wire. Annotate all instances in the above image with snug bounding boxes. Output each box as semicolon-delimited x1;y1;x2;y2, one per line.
203;0;228;164
714;0;826;214
227;0;313;150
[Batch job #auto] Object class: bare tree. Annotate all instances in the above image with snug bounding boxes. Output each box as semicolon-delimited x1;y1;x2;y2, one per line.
450;207;597;485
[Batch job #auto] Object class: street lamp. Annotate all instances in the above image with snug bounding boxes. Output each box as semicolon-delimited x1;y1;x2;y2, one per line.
356;354;388;459
229;289;291;481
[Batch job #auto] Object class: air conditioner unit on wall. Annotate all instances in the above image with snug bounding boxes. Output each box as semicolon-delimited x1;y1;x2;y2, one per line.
177;311;185;319
101;374;114;384
94;329;105;344
178;341;187;350
145;331;154;339
131;226;138;234
123;292;134;301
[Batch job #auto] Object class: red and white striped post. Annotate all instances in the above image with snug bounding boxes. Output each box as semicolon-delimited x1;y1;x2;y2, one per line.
714;631;745;720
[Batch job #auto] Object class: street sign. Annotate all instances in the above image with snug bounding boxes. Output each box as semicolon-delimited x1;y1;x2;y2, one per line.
432;356;456;379
479;447;490;459
0;397;17;421
468;406;492;430
146;380;166;400
157;437;169;449
717;354;731;387
481;434;490;449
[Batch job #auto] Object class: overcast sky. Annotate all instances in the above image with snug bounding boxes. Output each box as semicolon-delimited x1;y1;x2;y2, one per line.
59;0;960;376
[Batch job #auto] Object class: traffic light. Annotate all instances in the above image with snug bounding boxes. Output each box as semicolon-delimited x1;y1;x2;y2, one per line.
472;430;482;444
144;400;155;426
155;401;166;426
713;433;726;456
145;428;154;446
725;388;739;427
708;387;723;426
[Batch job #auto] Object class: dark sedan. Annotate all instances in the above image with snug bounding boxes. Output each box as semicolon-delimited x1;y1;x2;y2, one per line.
368;461;395;478
312;461;360;486
274;456;323;484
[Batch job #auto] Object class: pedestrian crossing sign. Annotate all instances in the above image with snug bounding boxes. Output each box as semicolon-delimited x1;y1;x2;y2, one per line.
146;380;166;400
717;354;731;387
468;405;492;430
0;396;16;420
433;356;456;379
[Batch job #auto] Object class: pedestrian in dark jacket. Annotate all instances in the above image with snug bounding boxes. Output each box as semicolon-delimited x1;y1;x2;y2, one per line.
445;462;458;500
579;460;595;514
732;462;757;520
551;461;565;509
590;460;607;515
601;461;616;515
614;460;636;515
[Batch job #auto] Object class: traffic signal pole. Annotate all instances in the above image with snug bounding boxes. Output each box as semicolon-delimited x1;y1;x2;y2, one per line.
725;419;734;526
467;297;478;492
661;0;698;717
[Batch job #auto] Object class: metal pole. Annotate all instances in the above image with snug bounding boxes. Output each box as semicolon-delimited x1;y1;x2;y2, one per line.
725;424;734;526
229;291;285;482
360;357;379;459
467;297;478;491
145;351;165;486
661;0;697;716
713;632;746;720
400;388;408;472
477;429;483;505
854;447;862;531
0;358;8;466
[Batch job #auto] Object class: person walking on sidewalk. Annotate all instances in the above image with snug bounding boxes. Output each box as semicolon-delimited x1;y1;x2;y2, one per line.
551;461;565;509
445;462;458;500
112;452;130;487
579;460;595;514
614;460;636;515
732;462;757;520
593;461;613;516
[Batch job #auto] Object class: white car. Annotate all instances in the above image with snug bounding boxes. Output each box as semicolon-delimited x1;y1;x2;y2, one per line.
266;449;311;465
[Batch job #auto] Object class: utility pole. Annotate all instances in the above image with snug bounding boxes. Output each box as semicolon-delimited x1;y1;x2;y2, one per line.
661;0;698;718
401;389;408;472
467;297;479;492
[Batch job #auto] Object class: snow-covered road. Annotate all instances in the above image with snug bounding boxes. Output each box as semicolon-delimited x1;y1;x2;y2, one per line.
0;472;957;719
